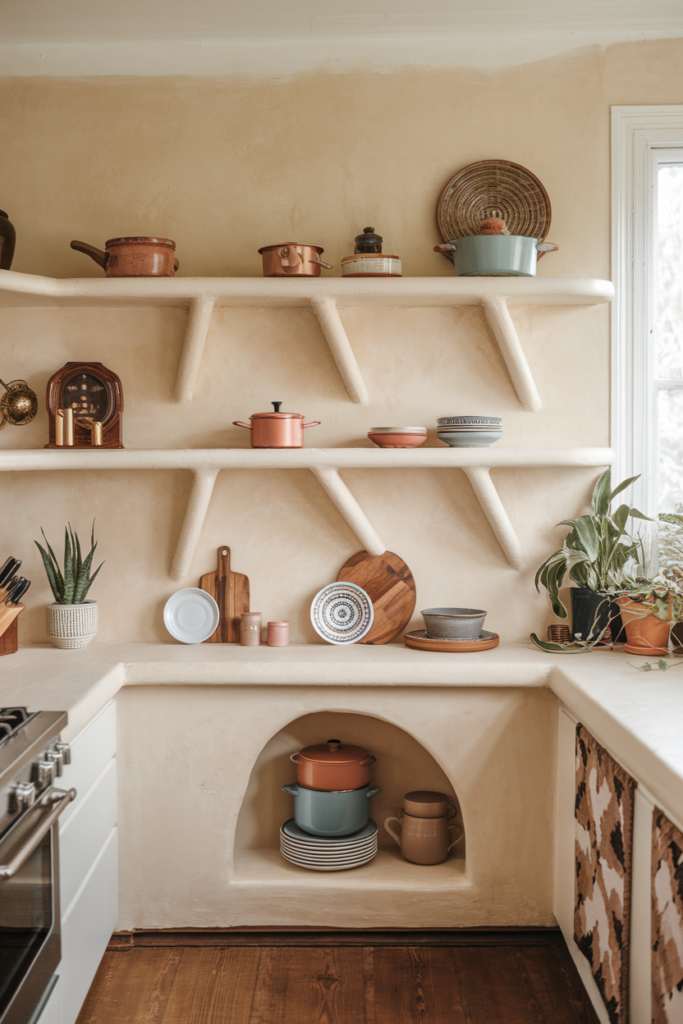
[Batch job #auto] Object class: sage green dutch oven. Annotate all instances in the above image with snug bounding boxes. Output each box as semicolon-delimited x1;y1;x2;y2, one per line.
434;235;558;276
283;782;381;836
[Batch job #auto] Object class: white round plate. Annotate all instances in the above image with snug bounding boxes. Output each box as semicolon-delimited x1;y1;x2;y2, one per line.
310;582;374;645
281;840;377;857
280;848;377;871
280;849;377;865
282;819;378;843
163;588;220;645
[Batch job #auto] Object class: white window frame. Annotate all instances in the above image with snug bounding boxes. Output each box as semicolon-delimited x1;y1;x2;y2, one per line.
611;105;683;518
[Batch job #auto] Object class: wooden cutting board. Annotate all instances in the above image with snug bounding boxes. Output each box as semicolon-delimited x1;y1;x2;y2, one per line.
199;546;250;643
337;550;416;645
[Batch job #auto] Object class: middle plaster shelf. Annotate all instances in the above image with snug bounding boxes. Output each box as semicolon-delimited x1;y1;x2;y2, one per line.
0;446;615;579
0;271;614;411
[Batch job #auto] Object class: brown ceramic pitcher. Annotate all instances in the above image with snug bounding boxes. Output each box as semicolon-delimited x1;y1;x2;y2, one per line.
384;811;462;865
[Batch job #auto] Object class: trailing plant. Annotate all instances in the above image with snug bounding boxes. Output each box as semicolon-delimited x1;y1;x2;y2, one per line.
534;469;649;619
35;522;104;605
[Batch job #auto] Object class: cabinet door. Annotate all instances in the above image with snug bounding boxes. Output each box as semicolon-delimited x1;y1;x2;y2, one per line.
59;757;117;915
33;976;60;1024
60;701;117;828
60;828;118;1024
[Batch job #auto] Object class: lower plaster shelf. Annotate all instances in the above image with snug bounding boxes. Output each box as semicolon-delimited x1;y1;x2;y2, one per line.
0;271;613;410
232;847;469;891
0;445;614;577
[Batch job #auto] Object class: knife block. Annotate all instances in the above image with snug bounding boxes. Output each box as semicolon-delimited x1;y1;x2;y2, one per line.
0;616;19;656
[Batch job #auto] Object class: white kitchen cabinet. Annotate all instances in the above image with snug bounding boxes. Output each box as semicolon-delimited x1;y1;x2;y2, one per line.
32;977;60;1024
56;700;118;1024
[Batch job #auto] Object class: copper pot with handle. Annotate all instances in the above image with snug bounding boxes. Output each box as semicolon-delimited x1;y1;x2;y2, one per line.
258;243;332;277
233;402;320;448
290;739;376;792
71;237;179;277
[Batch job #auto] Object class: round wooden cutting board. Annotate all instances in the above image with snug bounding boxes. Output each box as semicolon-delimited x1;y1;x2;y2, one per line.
337;550;416;645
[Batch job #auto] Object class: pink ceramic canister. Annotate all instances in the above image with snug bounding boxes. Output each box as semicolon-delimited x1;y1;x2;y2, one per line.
267;621;289;647
240;612;262;647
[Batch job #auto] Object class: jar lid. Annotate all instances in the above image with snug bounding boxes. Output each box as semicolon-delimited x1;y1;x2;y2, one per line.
403;790;450;816
296;739;372;765
354;227;383;254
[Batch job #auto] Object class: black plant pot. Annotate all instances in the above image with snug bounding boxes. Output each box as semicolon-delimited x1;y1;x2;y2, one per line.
570;588;626;644
0;211;15;270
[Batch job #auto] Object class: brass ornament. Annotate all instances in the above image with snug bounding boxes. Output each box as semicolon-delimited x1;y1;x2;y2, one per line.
0;378;38;429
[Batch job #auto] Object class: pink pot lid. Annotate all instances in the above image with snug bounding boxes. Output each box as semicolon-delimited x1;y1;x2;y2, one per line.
295;739;372;765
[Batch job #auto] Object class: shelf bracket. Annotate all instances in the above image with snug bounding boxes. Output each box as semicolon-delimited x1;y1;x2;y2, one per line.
171;468;219;580
310;297;369;405
311;466;386;555
481;297;542;413
463;466;525;570
175;295;217;404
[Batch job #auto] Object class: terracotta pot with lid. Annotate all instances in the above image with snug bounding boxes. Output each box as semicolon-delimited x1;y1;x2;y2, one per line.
290;738;376;792
233;402;320;448
71;237;179;277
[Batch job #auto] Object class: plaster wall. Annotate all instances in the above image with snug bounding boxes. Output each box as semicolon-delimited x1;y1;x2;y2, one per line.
116;684;556;928
0;38;681;643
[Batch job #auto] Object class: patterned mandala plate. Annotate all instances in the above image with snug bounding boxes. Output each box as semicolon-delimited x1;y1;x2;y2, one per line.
310;582;374;645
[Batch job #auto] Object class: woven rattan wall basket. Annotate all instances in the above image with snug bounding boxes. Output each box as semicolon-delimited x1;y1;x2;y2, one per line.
437;160;552;261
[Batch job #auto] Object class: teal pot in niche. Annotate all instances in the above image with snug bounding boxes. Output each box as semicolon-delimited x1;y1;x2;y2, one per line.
282;783;381;837
570;588;625;644
0;211;16;270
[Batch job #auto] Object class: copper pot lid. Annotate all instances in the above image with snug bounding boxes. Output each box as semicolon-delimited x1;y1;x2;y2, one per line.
251;402;304;420
403;790;450;814
296;739;372;765
258;243;324;254
105;236;176;248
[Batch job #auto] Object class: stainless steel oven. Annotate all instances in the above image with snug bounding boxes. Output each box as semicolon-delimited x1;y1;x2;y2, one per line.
0;709;75;1024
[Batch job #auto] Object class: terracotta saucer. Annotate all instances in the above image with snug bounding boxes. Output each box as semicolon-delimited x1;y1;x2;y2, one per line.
623;641;670;657
404;629;499;653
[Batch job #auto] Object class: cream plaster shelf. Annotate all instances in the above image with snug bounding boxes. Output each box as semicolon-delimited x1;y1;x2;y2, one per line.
232;847;468;891
0;270;613;411
0;445;614;578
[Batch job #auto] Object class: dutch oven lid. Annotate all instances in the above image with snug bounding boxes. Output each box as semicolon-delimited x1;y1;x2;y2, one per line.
403;790;449;815
105;236;176;248
251;401;304;420
258;243;324;254
296;738;372;765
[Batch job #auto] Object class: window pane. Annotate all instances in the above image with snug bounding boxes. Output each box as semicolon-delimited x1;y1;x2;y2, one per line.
656;164;683;380
658;387;683;511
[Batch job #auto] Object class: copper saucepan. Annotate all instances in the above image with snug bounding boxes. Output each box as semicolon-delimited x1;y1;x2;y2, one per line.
71;237;179;277
258;243;332;277
233;402;320;448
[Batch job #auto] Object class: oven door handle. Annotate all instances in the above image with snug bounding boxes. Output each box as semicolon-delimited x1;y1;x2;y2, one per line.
0;787;77;880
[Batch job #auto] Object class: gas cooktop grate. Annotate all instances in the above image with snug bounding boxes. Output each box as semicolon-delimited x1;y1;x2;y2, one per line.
0;707;36;745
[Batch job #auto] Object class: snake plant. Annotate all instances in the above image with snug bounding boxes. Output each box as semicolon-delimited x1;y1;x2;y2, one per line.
534;469;650;619
35;522;104;604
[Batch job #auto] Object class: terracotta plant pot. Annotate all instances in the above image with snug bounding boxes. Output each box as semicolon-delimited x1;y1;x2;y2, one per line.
616;595;672;656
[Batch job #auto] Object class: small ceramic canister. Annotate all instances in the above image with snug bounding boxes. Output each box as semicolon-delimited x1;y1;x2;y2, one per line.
267;621;289;647
240;612;262;647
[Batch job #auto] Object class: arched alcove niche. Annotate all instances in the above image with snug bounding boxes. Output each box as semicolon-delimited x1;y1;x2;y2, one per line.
234;711;466;883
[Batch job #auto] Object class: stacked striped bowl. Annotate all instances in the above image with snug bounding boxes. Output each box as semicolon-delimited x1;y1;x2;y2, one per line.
437;415;503;447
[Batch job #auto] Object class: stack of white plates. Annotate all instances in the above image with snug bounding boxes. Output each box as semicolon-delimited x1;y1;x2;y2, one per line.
279;819;378;871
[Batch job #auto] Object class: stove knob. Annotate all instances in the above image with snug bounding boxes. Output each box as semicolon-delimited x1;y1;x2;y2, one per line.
32;760;55;788
46;749;63;777
54;742;71;766
9;781;36;813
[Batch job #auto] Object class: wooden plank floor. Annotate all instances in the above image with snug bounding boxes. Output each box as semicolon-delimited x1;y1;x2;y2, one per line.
77;935;601;1024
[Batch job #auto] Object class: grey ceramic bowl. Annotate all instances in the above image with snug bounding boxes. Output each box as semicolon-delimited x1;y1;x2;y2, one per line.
437;430;502;447
421;607;487;639
437;416;502;426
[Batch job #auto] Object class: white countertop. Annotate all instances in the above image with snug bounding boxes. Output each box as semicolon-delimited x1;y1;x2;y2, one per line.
2;640;681;821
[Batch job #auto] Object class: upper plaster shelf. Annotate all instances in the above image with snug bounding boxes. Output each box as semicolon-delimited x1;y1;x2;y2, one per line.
0;446;615;579
0;271;614;412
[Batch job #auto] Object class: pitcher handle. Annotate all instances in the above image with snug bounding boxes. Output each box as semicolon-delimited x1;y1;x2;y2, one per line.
448;823;464;851
384;816;402;847
446;805;456;821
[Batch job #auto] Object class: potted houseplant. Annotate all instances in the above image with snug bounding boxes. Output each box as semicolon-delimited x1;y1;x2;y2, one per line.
35;523;103;649
659;509;683;651
534;469;649;644
616;568;683;656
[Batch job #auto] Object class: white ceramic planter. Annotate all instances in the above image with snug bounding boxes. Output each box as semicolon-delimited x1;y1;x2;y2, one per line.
45;600;98;649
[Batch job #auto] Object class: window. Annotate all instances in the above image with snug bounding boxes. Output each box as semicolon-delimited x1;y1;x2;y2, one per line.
612;107;683;563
